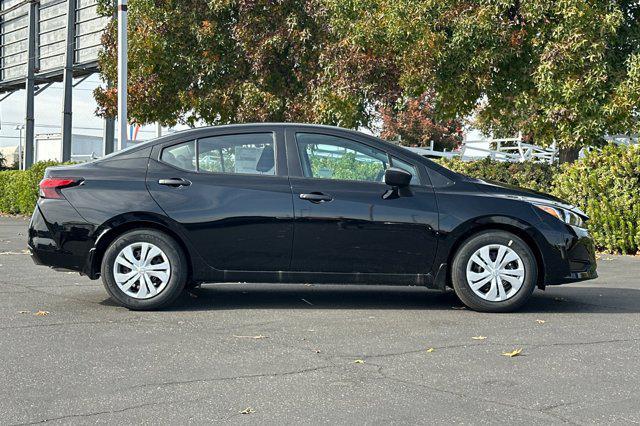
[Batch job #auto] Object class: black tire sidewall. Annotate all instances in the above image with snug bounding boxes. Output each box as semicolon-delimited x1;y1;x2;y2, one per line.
101;229;187;310
451;230;537;313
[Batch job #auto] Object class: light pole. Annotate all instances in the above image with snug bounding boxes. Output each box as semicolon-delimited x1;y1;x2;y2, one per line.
117;0;128;151
14;124;24;170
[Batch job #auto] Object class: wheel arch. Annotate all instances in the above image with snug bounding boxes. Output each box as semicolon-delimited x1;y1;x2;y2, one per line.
441;217;546;290
86;213;196;281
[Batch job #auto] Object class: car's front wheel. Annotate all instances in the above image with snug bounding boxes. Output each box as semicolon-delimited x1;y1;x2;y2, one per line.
101;229;188;310
451;230;537;312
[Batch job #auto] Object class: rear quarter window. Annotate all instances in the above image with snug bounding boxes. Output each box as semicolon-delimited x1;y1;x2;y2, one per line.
161;141;196;171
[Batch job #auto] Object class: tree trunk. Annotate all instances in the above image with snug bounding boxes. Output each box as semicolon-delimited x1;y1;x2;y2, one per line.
558;146;580;164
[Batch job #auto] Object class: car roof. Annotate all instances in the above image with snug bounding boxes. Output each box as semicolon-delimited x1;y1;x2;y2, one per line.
154;122;371;140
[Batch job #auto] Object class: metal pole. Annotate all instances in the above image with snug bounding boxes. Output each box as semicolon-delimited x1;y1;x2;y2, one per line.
18;127;23;170
60;0;76;162
103;116;115;156
116;0;128;151
24;0;37;169
156;122;162;138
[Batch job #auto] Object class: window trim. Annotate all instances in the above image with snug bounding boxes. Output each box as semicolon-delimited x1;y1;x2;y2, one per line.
158;131;279;177
294;131;423;186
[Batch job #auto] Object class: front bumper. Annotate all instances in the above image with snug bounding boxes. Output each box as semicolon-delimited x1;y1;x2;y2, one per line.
545;225;597;285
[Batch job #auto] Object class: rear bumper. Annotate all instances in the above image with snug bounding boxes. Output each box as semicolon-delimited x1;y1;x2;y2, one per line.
28;200;95;275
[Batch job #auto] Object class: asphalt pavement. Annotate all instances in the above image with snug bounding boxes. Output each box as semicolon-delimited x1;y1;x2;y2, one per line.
1;215;639;425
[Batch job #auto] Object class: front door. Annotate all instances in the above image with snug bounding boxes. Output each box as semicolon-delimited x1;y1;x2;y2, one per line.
146;129;293;271
287;130;438;275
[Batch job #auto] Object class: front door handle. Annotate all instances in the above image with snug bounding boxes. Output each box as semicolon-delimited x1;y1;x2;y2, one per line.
299;192;333;203
158;178;191;187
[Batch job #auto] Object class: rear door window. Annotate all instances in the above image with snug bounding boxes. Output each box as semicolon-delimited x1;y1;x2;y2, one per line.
160;133;276;175
198;133;275;175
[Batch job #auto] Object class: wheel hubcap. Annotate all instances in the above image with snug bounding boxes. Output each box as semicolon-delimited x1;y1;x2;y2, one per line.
113;242;171;299
466;244;525;302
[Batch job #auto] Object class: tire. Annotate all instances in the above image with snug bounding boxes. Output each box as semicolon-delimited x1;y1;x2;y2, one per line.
101;229;188;310
451;230;537;313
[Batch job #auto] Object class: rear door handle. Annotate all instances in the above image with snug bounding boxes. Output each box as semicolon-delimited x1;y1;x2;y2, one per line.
299;192;333;203
158;178;191;187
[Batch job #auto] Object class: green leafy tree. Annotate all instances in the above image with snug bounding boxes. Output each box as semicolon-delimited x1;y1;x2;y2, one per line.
326;0;640;162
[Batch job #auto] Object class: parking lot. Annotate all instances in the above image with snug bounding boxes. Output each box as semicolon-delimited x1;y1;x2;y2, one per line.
1;215;639;424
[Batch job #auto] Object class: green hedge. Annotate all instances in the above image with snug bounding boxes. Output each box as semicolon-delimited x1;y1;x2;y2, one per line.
1;147;639;253
437;157;558;193
553;145;640;254
0;161;63;215
438;145;640;254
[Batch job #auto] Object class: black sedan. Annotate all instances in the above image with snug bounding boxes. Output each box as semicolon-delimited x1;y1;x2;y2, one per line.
28;124;597;312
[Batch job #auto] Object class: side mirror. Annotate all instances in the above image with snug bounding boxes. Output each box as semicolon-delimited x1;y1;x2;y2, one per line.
384;167;412;187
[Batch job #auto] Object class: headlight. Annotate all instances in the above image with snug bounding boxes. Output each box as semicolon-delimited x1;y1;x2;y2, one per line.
533;203;586;228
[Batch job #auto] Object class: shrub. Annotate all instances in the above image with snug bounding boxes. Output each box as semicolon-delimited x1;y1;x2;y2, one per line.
437;157;557;193
0;161;63;215
438;147;640;254
553;145;640;254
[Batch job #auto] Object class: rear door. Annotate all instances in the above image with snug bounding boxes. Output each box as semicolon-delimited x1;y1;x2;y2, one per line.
286;128;439;275
146;127;293;271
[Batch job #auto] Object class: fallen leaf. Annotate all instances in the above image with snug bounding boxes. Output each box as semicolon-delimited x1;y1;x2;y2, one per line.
240;407;255;415
354;359;365;364
472;336;487;340
502;348;523;357
34;310;49;316
426;348;435;353
536;319;546;324
233;335;268;339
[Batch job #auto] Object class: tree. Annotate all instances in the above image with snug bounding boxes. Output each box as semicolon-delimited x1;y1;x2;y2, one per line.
326;0;640;162
380;92;462;150
94;0;377;129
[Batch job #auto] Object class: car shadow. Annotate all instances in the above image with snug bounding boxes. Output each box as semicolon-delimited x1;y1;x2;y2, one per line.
147;284;640;314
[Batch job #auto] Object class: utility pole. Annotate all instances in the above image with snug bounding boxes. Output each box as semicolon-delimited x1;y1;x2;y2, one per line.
60;0;76;162
103;116;115;156
117;0;128;151
24;0;37;169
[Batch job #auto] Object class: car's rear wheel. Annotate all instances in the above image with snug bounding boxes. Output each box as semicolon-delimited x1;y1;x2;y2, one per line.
451;230;537;312
101;229;187;310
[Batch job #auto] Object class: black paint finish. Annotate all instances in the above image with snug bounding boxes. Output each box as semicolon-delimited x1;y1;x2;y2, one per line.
28;123;597;289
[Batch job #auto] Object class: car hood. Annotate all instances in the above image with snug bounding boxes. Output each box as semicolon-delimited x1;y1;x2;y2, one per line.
471;178;588;218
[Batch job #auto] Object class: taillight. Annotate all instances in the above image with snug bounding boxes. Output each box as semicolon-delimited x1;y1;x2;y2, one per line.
38;178;82;199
